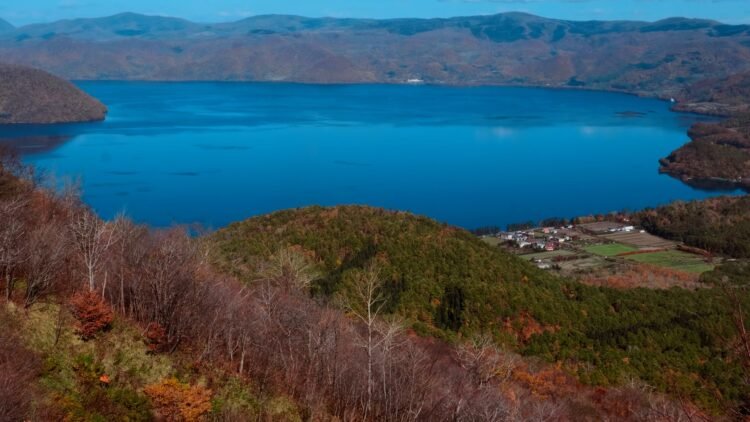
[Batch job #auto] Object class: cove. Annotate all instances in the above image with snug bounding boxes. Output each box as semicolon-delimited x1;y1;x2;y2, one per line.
0;82;740;229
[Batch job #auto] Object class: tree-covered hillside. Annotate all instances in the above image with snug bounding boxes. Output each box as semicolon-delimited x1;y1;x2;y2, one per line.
213;206;555;334
659;115;750;190
213;205;749;412
636;196;750;258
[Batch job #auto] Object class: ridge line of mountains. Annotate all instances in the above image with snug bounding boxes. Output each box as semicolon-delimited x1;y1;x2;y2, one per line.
1;11;740;31
1;12;749;96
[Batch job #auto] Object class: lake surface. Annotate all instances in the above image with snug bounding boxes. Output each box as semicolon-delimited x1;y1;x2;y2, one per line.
0;82;739;229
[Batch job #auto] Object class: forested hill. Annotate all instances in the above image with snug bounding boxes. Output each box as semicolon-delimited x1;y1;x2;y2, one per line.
212;205;748;412
660;71;750;188
1;12;750;95
0;63;107;124
212;205;553;333
659;115;750;189
636;196;750;258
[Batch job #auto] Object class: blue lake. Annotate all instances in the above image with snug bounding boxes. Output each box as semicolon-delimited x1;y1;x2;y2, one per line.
0;82;739;229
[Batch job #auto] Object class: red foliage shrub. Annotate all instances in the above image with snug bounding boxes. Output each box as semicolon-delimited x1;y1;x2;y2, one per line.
145;322;168;353
69;290;114;340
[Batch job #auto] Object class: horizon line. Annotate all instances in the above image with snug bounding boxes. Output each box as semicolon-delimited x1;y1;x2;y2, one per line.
2;10;730;29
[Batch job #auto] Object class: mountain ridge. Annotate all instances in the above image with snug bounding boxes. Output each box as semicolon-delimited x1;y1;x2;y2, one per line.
4;12;744;42
4;12;734;30
1;12;749;94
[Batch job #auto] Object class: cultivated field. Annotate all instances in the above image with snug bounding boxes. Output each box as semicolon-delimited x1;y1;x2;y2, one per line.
585;243;637;257
556;256;611;272
624;250;714;274
602;231;676;249
578;221;626;234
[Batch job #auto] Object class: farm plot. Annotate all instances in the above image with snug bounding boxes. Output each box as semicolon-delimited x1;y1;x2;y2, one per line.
624;250;714;274
585;243;637;257
601;231;676;249
556;255;611;272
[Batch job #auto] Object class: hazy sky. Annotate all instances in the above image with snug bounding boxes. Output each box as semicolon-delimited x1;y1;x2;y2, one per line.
1;0;748;26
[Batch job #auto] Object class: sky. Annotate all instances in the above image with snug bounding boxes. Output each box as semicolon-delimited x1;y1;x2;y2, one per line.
1;0;749;26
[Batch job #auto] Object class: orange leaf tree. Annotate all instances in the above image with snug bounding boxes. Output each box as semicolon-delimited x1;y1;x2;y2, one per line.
144;378;212;421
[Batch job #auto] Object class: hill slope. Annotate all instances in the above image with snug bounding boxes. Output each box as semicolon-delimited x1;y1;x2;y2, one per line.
0;18;13;32
0;63;106;124
2;13;750;94
675;71;750;116
213;205;553;331
636;195;750;258
213;205;747;410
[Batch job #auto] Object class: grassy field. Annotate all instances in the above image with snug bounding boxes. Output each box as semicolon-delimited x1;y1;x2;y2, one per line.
481;237;503;247
585;243;638;257
625;250;714;274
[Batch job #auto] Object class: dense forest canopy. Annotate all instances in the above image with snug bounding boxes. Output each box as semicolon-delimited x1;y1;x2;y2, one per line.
635;196;750;258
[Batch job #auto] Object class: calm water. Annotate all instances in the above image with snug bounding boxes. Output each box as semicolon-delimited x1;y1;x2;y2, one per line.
0;82;738;229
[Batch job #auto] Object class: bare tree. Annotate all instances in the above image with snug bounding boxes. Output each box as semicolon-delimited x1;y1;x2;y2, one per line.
136;228;206;351
257;247;319;291
24;221;69;307
0;197;27;300
338;264;390;419
69;209;118;291
456;335;520;388
104;216;148;316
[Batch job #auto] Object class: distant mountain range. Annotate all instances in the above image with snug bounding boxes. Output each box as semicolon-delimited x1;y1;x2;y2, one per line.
1;12;749;95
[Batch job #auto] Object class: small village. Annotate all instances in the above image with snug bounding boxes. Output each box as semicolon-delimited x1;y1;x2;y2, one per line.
481;220;716;277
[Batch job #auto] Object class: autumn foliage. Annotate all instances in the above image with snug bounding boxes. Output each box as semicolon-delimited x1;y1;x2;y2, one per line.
1;150;748;419
69;290;114;340
145;322;168;353
144;378;212;422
